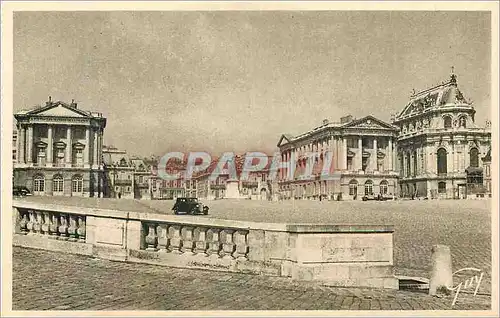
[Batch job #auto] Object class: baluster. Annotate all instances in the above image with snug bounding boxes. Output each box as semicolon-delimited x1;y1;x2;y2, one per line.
67;215;78;241
49;214;60;238
77;216;86;242
194;227;209;256
156;224;169;252
233;230;249;260
58;214;69;240
144;223;158;251
41;212;51;235
26;210;35;234
18;211;29;234
207;228;222;258
221;229;236;259
168;225;182;254
181;227;195;255
33;211;42;234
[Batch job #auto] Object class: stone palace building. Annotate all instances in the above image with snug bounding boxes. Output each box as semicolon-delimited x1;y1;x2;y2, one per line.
392;72;491;199
277;116;400;200
13;98;107;197
277;71;492;200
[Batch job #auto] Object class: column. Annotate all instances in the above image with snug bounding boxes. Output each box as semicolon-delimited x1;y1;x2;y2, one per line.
20;126;26;164
453;142;458;172
26;125;33;164
332;136;338;171
47;125;53;167
65;126;72;166
388;138;393;172
97;129;102;166
93;129;98;167
84;126;90;167
357;137;362;171
372;138;378;172
342;137;348;170
16;126;22;164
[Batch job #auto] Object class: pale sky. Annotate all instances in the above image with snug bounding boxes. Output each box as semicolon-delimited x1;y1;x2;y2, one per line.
14;11;491;157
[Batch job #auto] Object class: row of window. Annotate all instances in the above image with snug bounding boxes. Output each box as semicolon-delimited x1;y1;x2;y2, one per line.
348;179;389;196
400;147;480;177
33;175;83;193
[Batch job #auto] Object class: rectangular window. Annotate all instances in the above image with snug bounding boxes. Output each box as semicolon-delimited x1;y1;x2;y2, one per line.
139;176;143;183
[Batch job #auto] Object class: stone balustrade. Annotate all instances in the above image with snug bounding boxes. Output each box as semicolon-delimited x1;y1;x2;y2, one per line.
16;208;86;242
12;199;398;289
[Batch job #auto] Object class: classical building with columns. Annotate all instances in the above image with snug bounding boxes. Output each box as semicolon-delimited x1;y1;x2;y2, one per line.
392;72;491;199
13;98;106;197
277;116;400;200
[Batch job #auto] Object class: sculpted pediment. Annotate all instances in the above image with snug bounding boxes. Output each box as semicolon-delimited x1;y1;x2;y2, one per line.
29;103;90;118
343;116;397;130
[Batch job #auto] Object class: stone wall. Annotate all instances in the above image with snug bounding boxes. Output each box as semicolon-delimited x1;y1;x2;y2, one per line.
12;199;398;289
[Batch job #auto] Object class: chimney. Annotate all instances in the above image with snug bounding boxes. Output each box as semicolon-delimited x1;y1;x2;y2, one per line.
46;96;52;106
340;115;353;124
71;99;78;108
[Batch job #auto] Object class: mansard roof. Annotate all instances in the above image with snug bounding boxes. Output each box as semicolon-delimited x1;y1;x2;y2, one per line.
395;73;473;121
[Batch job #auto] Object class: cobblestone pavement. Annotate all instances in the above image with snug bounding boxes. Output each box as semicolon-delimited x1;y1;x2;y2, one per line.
12;247;491;311
17;197;493;295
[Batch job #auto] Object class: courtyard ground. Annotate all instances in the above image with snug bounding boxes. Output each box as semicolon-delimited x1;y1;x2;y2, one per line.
12;247;492;311
14;196;493;296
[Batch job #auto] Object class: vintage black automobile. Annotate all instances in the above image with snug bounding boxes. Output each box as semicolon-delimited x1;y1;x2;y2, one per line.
13;186;32;197
172;197;209;215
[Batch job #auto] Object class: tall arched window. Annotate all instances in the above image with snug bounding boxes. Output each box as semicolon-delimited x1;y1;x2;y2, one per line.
470;148;479;167
380;180;388;195
364;180;373;195
33;174;45;193
349;179;358;196
437;148;447;174
53;175;64;193
72;175;83;194
444;116;452;128
406;152;411;177
413;151;418;176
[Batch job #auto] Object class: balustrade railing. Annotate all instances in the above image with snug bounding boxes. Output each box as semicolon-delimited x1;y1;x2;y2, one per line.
17;209;86;242
142;222;249;260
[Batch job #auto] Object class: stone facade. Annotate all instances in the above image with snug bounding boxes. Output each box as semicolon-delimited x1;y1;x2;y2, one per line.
277;116;399;200
392;72;491;199
13;98;106;197
102;146;135;199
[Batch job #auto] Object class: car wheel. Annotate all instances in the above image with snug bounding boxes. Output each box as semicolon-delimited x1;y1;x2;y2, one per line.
174;209;179;215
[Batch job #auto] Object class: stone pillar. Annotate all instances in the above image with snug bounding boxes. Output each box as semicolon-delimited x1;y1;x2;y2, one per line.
26;125;33;164
342;137;347;170
388;138;393;172
372;138;378;172
93;129;98;167
16;126;22;164
393;141;398;173
357;137;362;171
65;126;72;166
19;126;26;164
47;125;53;167
429;245;453;296
84;126;90;167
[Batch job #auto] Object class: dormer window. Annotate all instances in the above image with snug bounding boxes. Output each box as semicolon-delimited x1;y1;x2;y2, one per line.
119;158;127;167
459;116;467;128
444;116;452;128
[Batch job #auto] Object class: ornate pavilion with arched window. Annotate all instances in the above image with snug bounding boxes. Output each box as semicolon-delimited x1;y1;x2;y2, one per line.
392;71;491;199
